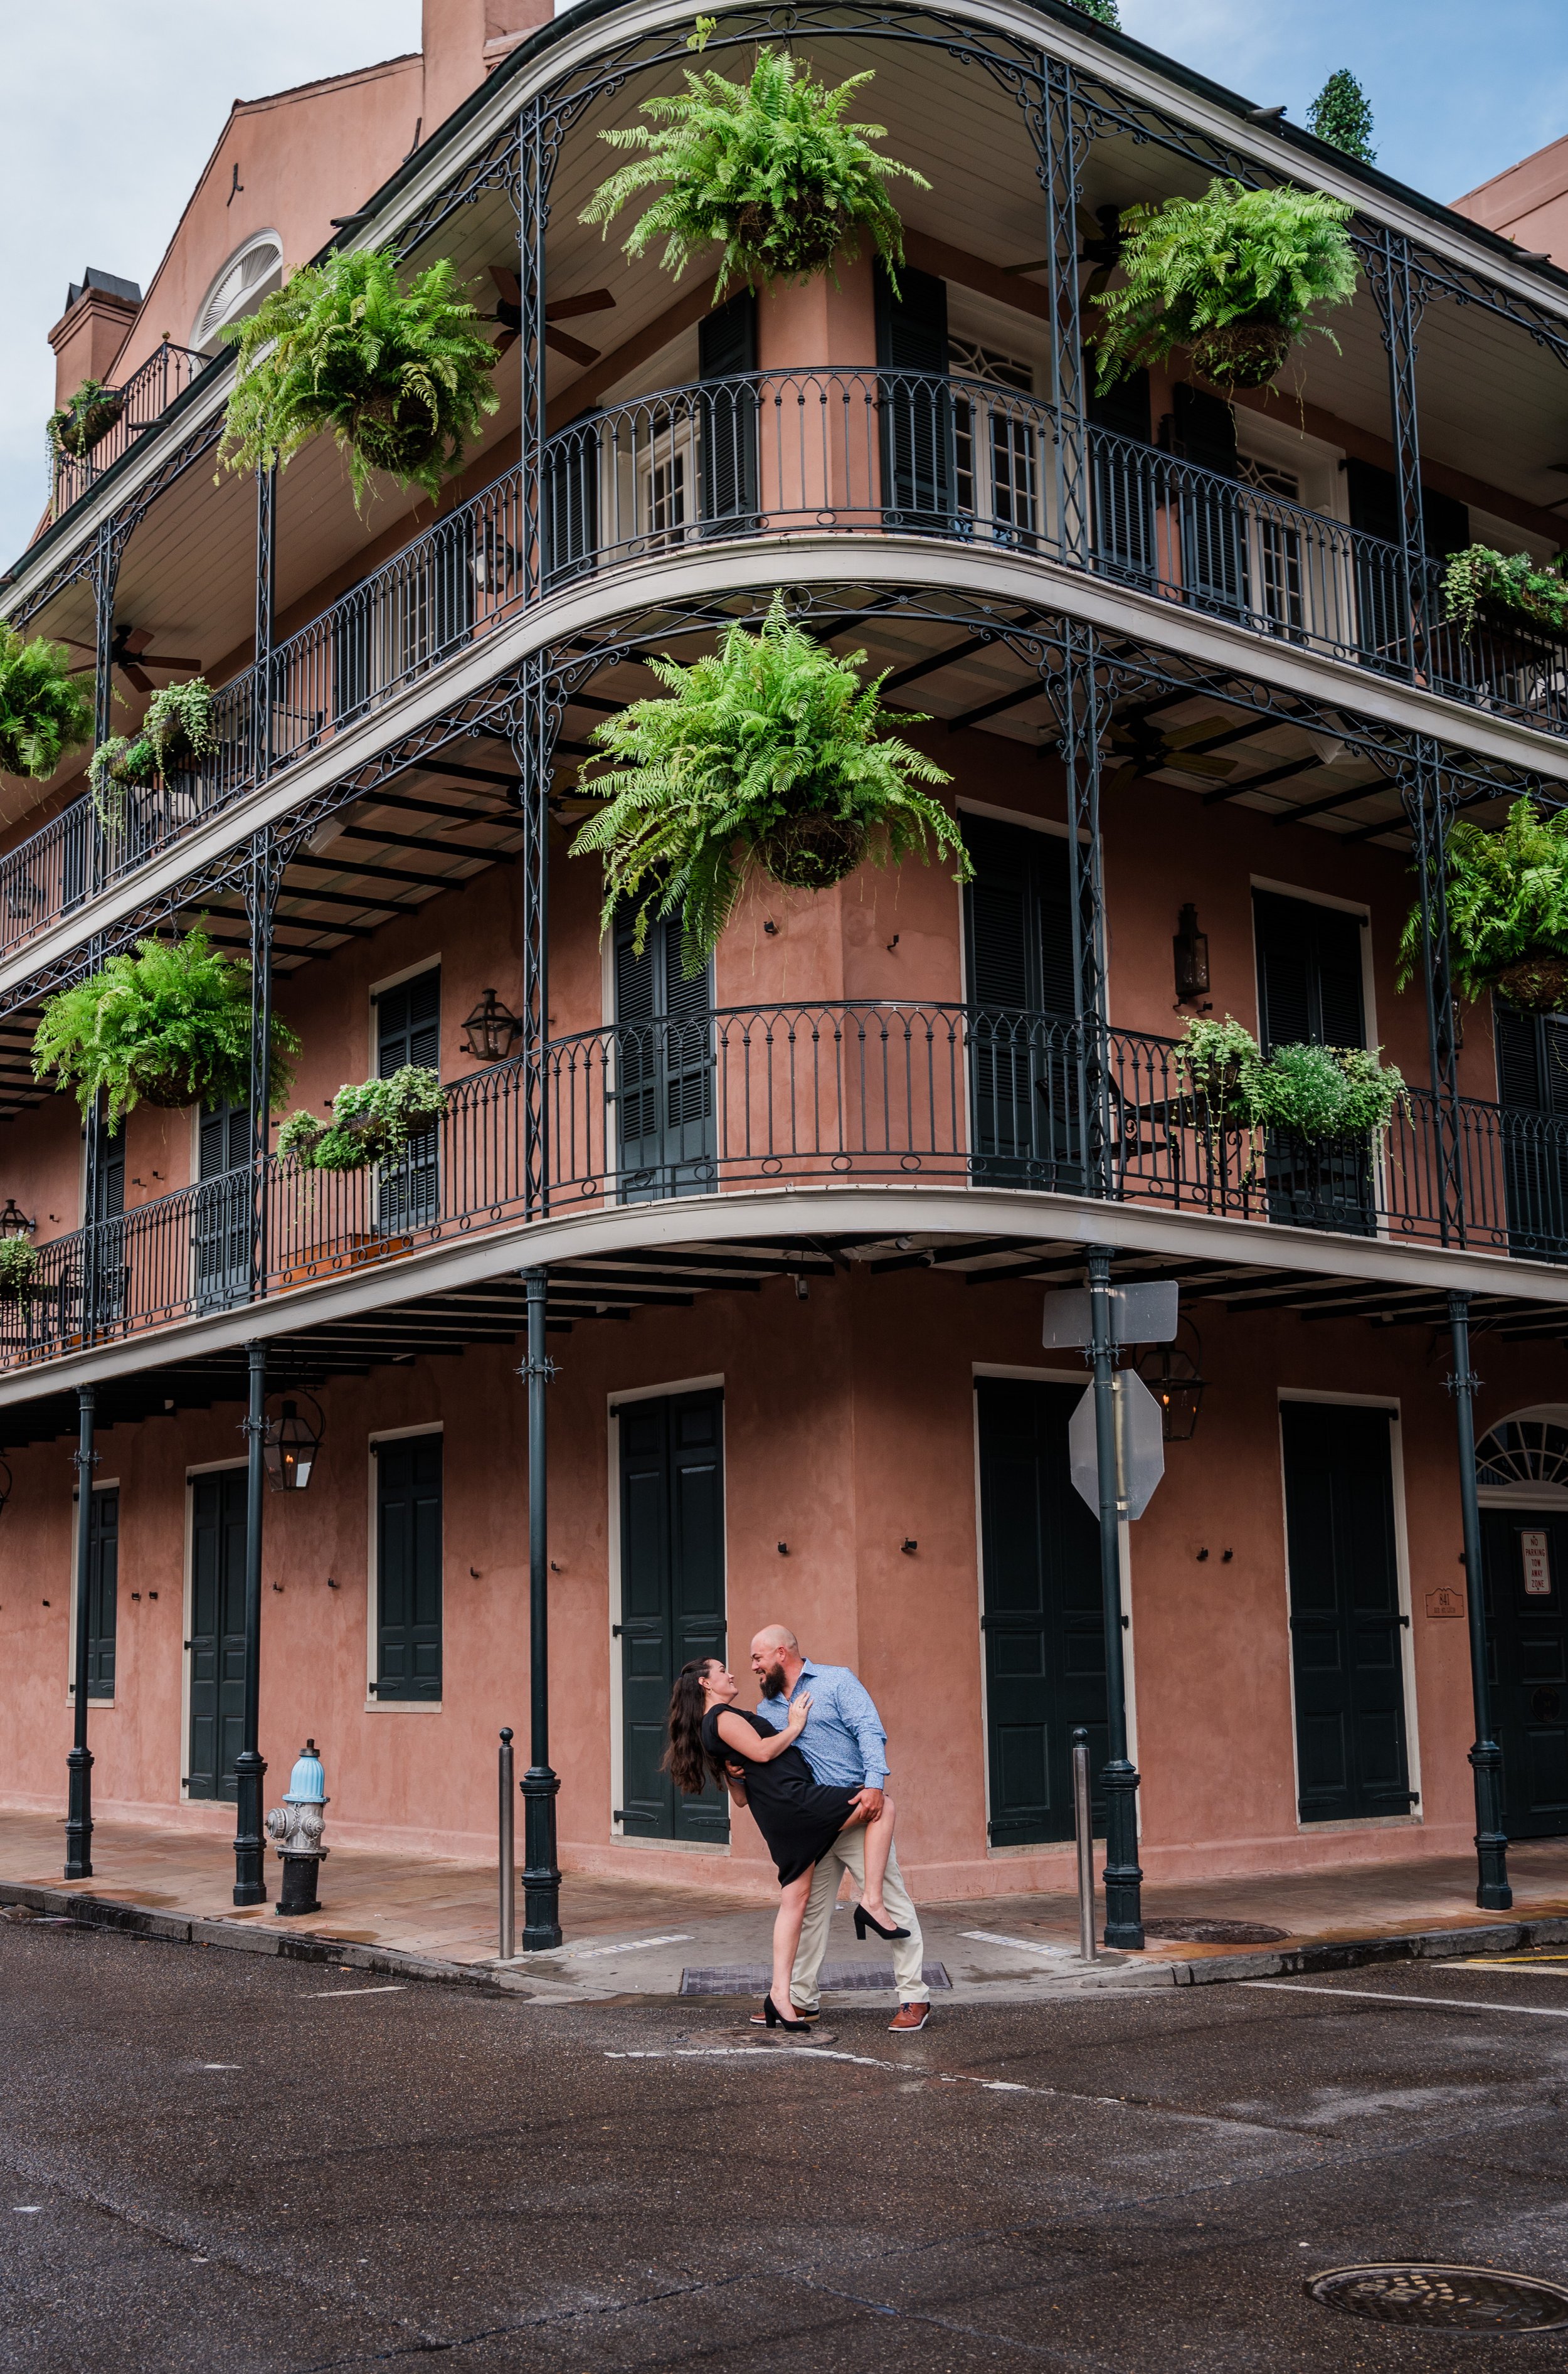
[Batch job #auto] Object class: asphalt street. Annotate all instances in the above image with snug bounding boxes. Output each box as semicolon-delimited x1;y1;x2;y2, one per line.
5;1921;1568;2371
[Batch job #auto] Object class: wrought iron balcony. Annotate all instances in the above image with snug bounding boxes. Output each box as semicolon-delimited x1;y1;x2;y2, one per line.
49;342;210;517
5;371;1564;968
2;1005;1562;1375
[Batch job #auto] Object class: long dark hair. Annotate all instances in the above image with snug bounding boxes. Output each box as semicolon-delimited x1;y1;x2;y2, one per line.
664;1659;726;1796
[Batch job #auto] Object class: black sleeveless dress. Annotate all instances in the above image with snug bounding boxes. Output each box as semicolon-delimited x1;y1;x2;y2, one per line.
702;1707;858;1886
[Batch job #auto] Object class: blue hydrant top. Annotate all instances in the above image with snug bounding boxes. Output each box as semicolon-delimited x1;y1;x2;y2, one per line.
286;1741;326;1803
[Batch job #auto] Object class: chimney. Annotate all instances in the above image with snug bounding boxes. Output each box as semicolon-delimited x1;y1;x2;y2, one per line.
48;270;142;412
421;0;552;133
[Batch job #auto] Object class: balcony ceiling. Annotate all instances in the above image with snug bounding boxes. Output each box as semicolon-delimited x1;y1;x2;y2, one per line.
0;1227;1560;1448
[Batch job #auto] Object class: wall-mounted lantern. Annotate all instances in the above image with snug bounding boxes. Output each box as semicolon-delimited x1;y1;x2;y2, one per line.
462;987;524;1064
1135;1318;1208;1442
0;1199;36;1238
263;1394;324;1493
1172;903;1210;1008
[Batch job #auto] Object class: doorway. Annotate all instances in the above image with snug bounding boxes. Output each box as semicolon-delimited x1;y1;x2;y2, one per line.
1480;1507;1568;1838
615;1389;728;1841
187;1466;248;1801
975;1377;1108;1846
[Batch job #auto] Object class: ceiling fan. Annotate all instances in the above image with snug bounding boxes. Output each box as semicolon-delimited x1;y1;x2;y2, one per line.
487;267;616;367
1100;713;1239;798
1004;203;1125;296
62;624;201;694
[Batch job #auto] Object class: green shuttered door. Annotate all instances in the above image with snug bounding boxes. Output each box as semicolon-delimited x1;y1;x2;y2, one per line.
188;1467;248;1799
617;1390;728;1841
86;1486;117;1700
376;1434;443;1701
1281;1401;1413;1822
1480;1508;1568;1838
976;1379;1108;1845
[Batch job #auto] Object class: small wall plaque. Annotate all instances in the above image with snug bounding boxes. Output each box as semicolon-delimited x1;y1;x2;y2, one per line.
1521;1529;1553;1598
1425;1586;1466;1619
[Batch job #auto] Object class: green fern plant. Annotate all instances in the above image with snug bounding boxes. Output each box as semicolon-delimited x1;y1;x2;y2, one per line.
1172;1013;1404;1144
581;46;928;297
1093;178;1357;393
32;926;299;1131
220;248;500;510
1399;797;1568;1010
0;622;94;780
0;1236;40;1303
572;592;963;972
1441;546;1568;640
277;1066;446;1172
47;377;124;462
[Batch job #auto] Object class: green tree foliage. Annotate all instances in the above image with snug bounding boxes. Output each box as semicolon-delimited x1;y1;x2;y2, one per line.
1306;69;1376;166
1399;798;1568;1004
1069;0;1121;24
33;926;299;1131
1093;178;1357;391
581;46;928;297
0;623;94;782
220;249;500;510
571;591;964;972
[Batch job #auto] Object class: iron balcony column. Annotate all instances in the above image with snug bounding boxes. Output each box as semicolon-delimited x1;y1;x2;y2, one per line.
1365;226;1430;680
233;1340;268;1905
64;1385;97;1880
88;522;122;903
513;655;556;1221
1059;625;1111;1198
517;97;551;603
1402;741;1465;1244
1087;1245;1143;1947
246;831;282;1302
1448;1291;1511;1910
519;1267;561;1948
1037;54;1090;566
254;461;278;782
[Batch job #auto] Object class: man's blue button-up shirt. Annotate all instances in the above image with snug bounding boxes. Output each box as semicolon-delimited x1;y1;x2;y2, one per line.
756;1658;888;1789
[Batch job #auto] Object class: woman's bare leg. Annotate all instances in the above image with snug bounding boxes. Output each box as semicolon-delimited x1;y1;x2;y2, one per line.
859;1795;897;1923
770;1872;813;2015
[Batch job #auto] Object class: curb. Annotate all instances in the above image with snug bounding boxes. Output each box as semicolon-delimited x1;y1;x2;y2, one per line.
8;1877;1568;2001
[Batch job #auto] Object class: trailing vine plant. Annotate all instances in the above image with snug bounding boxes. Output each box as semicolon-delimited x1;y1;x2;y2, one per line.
1440;546;1568;640
581;39;928;297
0;623;94;780
1092;178;1358;393
277;1066;447;1173
571;591;964;973
32;926;299;1130
1173;1012;1406;1152
220;248;500;510
1399;797;1568;1011
87;677;217;832
47;378;123;462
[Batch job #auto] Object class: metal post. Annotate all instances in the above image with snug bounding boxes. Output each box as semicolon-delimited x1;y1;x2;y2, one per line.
1402;743;1465;1245
513;661;553;1223
1088;1244;1143;1948
520;1269;561;1947
64;1386;97;1879
1059;625;1111;1199
1036;55;1089;566
254;462;277;782
517;98;551;603
246;832;280;1303
1364;226;1429;681
1448;1291;1512;1910
499;1727;517;1961
1071;1726;1096;1963
233;1340;268;1905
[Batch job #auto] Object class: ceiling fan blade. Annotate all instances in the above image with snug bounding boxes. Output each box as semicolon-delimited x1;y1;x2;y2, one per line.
1101;763;1140;797
544;324;600;367
140;653;199;672
1002;256;1052;277
491;329;519;359
546;289;616;321
1168;753;1237;780
488;266;522;306
120;663;154;694
120;627;154;657
1082;265;1113;301
55;635;95;654
1161;715;1234;751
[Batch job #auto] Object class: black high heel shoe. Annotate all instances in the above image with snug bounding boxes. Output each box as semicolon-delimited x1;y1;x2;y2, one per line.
854;1903;911;1942
758;1991;811;2030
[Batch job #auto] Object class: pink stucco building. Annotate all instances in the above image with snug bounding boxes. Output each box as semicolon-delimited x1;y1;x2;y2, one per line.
3;0;1568;1946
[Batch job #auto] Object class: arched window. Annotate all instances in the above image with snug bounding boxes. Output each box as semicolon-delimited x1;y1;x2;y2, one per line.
192;231;283;353
1476;1408;1568;1502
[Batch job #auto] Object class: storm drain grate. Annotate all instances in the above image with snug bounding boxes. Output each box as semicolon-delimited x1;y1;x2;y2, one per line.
1306;2264;1568;2331
679;1963;951;1996
1142;1917;1288;1945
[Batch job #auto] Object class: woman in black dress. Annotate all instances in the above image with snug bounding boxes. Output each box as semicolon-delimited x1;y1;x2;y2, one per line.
665;1656;901;2030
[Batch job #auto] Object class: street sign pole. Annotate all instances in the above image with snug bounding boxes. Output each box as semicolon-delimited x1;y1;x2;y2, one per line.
1088;1245;1145;1951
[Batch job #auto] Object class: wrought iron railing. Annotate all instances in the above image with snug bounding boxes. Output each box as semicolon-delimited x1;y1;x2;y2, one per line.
3;1006;1564;1374
7;371;1568;963
49;341;209;515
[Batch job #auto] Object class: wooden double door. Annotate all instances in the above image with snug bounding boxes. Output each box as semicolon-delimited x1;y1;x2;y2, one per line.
187;1467;248;1801
1480;1507;1568;1838
616;1390;728;1841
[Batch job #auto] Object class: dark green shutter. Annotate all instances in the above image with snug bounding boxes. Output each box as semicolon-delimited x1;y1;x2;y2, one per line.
613;913;714;1197
876;263;953;527
85;1486;117;1700
377;970;441;1230
1281;1402;1413;1821
1163;384;1244;613
617;1390;728;1841
963;817;1079;1184
196;1100;251;1310
376;1434;443;1700
976;1380;1108;1845
699;292;757;531
1088;368;1154;578
188;1468;248;1799
543;411;600;586
1496;1005;1568;1256
1479;1507;1568;1836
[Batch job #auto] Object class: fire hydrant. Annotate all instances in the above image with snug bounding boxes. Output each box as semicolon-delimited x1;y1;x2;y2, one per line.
266;1741;329;1916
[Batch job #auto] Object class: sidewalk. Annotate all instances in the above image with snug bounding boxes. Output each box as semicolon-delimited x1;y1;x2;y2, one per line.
7;1809;1568;2003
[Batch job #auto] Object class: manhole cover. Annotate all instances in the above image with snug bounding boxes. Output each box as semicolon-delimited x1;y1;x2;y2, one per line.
1306;2264;1568;2331
1141;1917;1287;1945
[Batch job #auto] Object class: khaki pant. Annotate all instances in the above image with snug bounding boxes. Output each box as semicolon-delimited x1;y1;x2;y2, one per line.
789;1829;928;2008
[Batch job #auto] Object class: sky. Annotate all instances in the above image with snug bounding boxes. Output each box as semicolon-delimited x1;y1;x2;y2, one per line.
2;0;1565;566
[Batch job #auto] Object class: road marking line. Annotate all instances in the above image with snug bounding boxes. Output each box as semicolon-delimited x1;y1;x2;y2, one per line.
200;2063;241;2069
1454;1960;1568;1974
959;1930;1077;1959
1242;1980;1568;2019
304;1985;408;1999
11;2207;42;2214
606;2046;1040;2093
559;1933;693;1960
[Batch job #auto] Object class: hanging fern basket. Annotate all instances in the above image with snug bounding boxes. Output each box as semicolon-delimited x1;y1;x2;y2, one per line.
756;808;871;891
1190;314;1294;391
344;388;446;484
1495;951;1568;1011
52;387;124;460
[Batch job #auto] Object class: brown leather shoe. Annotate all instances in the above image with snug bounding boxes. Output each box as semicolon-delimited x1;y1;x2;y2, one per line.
888;2001;930;2031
